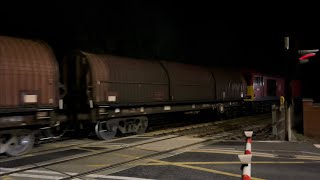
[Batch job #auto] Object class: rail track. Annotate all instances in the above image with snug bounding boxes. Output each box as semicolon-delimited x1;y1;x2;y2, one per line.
0;134;203;177
0;113;270;162
0;113;271;179
144;113;271;138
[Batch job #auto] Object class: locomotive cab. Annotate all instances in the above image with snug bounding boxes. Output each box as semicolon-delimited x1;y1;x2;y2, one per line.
243;71;285;113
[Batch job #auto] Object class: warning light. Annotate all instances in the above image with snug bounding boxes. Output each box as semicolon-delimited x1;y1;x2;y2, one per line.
299;53;316;60
298;49;319;64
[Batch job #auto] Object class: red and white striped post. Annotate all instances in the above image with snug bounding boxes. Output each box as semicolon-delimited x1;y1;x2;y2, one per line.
238;154;252;180
238;131;253;180
244;131;253;155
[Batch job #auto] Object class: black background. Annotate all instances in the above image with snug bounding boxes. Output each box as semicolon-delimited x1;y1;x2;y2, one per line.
1;1;319;98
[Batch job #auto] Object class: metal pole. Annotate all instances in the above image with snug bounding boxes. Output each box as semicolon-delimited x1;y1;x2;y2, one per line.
272;104;278;137
284;36;292;141
287;105;292;141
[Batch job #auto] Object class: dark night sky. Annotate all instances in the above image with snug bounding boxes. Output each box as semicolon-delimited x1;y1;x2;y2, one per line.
1;1;319;98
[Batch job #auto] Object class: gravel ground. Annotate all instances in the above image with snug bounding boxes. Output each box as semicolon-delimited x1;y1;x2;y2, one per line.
291;130;320;144
249;125;320;143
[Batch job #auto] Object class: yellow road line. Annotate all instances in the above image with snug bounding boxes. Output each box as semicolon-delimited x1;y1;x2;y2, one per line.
114;153;142;159
172;163;243;179
1;176;15;180
191;149;275;157
21;154;34;157
113;152;266;179
194;149;320;160
295;156;320;161
143;161;305;166
295;155;320;159
113;153;170;165
87;164;110;167
253;161;305;164
77;148;97;152
194;148;244;152
149;159;264;180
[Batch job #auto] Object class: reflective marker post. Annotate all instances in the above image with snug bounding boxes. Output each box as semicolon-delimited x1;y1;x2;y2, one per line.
238;154;252;180
244;131;253;155
238;131;253;180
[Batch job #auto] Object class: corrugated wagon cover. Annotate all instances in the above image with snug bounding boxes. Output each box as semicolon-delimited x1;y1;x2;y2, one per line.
0;36;59;108
160;61;215;102
82;52;169;104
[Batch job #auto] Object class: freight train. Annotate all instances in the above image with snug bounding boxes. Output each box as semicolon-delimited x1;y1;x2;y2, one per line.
0;35;286;156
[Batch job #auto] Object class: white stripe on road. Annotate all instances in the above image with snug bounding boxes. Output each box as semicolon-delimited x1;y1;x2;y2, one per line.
87;174;156;180
0;167;20;171
2;168;153;180
314;144;320;148
4;170;153;180
25;170;67;175
0;168;78;176
26;169;77;175
9;173;65;179
254;140;284;143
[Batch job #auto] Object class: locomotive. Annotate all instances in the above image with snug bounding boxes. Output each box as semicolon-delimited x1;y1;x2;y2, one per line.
0;35;284;156
243;70;285;112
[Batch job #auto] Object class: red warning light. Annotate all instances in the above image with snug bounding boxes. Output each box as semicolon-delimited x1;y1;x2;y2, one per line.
299;53;316;60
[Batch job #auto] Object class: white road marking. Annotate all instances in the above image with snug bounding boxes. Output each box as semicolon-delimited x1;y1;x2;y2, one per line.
87;174;156;180
254;140;284;143
314;144;320;148
25;170;66;175
0;167;20;172
2;168;154;180
0;168;78;176
9;173;65;179
26;170;77;175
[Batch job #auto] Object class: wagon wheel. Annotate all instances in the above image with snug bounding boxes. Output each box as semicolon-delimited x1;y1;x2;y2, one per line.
217;112;226;121
5;131;35;157
217;104;226;120
95;121;118;140
136;118;149;134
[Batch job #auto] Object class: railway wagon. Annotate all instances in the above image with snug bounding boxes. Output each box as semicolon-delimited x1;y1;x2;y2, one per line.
212;68;247;115
0;36;61;156
61;51;247;139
